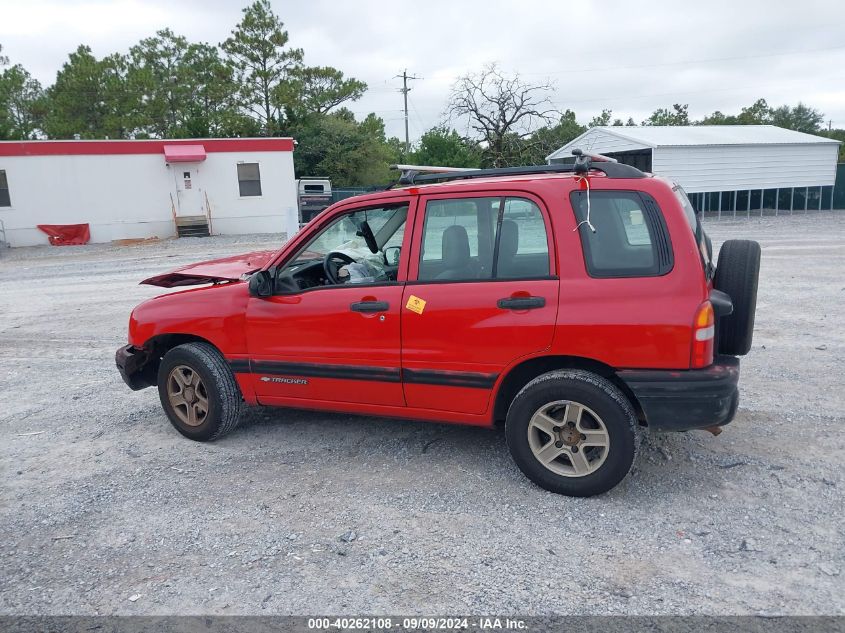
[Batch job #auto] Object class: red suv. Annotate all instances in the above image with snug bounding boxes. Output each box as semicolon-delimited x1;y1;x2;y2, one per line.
116;152;760;496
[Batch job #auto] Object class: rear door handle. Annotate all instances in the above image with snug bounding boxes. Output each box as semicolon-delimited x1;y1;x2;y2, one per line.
497;296;545;310
350;301;389;313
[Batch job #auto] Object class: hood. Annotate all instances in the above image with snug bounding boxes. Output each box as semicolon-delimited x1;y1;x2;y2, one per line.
140;250;276;288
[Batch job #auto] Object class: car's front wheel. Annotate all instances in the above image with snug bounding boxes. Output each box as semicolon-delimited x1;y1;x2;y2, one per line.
505;370;638;497
157;342;242;441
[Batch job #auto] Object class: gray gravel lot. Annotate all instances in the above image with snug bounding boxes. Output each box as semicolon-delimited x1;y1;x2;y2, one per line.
0;213;843;616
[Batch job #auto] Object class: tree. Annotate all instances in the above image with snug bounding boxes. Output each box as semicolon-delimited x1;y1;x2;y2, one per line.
0;64;45;139
770;102;824;133
290;109;397;186
523;110;585;165
181;42;251;137
128;29;192;137
588;109;612;127
643;103;689;126
222;0;303;135
43;45;137;139
819;128;845;161
280;66;366;120
698;98;825;134
447;64;557;167
411;126;481;168
736;98;771;125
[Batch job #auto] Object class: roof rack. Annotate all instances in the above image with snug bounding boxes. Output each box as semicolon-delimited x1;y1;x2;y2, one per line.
392;149;646;186
390;164;474;185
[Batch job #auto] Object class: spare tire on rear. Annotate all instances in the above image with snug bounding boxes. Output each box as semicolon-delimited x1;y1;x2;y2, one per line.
713;239;761;356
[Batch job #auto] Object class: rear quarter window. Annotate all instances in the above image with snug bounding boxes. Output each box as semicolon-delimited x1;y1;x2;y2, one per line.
569;190;673;278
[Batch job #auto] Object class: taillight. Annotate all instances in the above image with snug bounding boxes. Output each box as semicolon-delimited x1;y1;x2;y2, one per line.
691;301;715;368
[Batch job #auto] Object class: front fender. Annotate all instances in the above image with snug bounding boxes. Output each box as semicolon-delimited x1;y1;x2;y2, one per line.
129;282;250;353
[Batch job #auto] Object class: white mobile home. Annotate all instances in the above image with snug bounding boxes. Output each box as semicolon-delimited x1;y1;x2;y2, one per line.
0;138;298;247
547;125;840;215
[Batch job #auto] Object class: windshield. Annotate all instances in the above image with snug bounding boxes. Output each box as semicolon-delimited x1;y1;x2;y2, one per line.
292;204;408;263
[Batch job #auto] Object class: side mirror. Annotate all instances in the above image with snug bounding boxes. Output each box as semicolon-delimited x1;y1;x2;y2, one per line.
248;270;272;298
383;246;401;266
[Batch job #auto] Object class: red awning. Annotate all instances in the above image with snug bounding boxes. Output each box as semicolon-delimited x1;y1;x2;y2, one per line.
163;144;207;162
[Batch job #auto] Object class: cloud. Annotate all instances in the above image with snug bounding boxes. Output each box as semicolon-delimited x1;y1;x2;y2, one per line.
2;0;844;139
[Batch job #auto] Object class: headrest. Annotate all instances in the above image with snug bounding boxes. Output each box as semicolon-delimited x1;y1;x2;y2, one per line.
441;224;471;267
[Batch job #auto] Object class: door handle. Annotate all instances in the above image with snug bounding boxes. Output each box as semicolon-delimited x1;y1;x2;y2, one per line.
497;296;545;310
350;301;389;313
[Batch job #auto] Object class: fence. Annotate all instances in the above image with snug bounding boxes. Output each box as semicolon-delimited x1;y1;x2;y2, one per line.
330;187;373;205
834;163;845;209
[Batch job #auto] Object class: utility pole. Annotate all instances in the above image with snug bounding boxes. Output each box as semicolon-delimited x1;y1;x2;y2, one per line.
395;69;420;157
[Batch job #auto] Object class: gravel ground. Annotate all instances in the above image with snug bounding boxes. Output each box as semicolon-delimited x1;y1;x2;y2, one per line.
0;213;843;616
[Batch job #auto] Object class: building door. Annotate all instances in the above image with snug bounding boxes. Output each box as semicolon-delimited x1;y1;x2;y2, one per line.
172;165;205;216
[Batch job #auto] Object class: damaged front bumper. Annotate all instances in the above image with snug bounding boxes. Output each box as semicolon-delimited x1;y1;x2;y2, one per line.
115;344;156;390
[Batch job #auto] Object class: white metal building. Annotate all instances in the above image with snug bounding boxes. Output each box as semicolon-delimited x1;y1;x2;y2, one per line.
0;138;298;247
547;125;841;215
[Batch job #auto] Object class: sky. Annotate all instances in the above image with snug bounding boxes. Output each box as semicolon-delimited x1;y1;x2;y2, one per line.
1;0;844;142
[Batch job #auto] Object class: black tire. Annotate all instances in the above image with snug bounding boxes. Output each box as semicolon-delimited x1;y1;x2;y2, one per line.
713;239;761;356
505;370;638;497
157;342;242;441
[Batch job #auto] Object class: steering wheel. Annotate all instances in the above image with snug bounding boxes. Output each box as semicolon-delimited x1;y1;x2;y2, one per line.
323;251;356;285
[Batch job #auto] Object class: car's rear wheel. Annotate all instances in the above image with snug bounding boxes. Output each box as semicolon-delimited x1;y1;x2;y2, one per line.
505;370;638;497
713;239;761;356
157;342;242;441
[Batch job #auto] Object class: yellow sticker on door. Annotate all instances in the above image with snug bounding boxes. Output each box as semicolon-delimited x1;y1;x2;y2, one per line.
405;295;427;315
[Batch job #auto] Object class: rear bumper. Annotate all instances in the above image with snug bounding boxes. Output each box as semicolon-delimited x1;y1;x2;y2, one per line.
617;356;740;432
115;344;156;390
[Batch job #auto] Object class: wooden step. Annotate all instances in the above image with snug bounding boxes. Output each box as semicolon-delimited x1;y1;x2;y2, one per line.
175;215;209;227
175;215;210;238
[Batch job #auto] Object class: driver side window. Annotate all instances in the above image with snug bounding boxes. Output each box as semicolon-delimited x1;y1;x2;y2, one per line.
276;204;409;292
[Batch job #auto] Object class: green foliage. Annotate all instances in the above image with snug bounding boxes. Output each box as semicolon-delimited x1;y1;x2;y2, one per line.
221;0;303;135
522;110;585;165
182;42;255;137
818;128;845;161
588;109;612;128
699;98;825;134
0;63;45;139
125;29;248;138
769;102;825;134
280;66;367;120
643;103;689;126
410;126;481;168
44;46;138;139
289;109;397;186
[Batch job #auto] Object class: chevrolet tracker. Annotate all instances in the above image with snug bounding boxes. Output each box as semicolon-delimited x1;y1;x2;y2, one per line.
116;152;760;496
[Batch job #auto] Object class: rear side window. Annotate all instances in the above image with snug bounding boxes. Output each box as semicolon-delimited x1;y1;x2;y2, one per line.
570;191;673;278
495;198;550;278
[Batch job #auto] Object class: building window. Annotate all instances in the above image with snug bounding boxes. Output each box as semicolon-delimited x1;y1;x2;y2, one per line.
0;170;10;207
237;163;262;197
